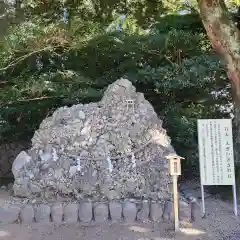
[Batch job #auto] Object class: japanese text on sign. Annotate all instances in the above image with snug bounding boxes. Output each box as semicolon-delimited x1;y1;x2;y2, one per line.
197;119;235;185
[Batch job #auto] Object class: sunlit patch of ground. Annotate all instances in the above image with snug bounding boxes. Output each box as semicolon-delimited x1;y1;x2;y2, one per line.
0;230;10;238
129;225;151;233
179;227;205;236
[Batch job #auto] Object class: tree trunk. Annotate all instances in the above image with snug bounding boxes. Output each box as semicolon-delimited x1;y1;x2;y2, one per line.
198;0;240;163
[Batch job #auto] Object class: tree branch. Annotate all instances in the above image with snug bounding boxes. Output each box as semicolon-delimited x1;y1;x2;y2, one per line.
0;96;57;107
0;46;54;72
146;49;176;66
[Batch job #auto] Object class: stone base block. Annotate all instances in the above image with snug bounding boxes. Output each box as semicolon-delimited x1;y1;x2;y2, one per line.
122;201;137;222
94;203;109;223
79;202;92;223
51;203;63;223
63;203;79;223
35;204;51;223
0;197;193;225
109;202;122;222
162;200;173;221
0;203;21;224
179;200;191;222
136;201;150;222
190;201;197;221
20;204;35;224
150;201;163;222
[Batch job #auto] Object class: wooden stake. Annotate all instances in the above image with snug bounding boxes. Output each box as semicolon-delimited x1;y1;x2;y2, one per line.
173;175;179;232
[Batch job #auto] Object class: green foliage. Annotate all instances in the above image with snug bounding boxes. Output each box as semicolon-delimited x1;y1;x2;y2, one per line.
0;1;232;180
152;14;204;33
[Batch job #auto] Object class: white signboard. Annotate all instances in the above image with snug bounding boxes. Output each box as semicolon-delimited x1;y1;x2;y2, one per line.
197;119;235;186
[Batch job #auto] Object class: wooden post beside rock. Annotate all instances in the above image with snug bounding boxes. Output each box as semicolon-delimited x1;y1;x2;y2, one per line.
166;154;185;232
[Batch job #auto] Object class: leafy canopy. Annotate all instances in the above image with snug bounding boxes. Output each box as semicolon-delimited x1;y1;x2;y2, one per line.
0;0;232;178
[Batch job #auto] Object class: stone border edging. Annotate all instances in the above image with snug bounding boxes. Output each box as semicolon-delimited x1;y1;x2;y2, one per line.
0;198;195;225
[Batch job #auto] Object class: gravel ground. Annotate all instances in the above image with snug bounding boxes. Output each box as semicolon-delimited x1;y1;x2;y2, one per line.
0;222;206;240
0;198;239;240
0;183;240;240
180;180;240;240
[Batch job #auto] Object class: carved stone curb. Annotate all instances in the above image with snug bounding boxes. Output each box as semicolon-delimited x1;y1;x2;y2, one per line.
93;202;109;223
79;202;93;223
63;203;79;223
78;202;94;224
122;200;137;222
179;200;191;222
150;201;164;222
179;187;199;223
190;199;198;222
0;203;21;224
51;203;63;223
136;200;150;222
0;198;193;224
35;204;51;223
20;204;35;224
109;201;122;222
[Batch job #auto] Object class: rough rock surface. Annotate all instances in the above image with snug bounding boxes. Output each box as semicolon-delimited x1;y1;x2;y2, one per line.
12;78;174;200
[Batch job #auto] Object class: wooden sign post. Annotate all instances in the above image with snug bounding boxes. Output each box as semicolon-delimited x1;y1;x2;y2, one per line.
166;154;185;232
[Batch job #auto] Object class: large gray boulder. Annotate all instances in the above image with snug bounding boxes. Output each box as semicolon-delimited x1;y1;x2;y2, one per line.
12;78;174;200
12;151;32;179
